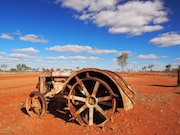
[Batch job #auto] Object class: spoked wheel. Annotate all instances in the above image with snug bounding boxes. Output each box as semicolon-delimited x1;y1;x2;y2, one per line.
25;91;46;117
67;75;116;127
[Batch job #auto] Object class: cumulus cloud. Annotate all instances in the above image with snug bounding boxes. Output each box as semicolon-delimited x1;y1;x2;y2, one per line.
150;32;180;47
19;34;48;43
0;51;7;55
46;55;102;61
0;33;14;40
55;0;118;12
10;53;36;59
46;45;92;53
55;0;89;12
176;58;180;62
56;0;169;35
12;47;40;54
88;48;118;54
136;54;168;59
88;56;102;60
46;44;118;54
0;56;19;63
136;54;159;59
35;59;42;62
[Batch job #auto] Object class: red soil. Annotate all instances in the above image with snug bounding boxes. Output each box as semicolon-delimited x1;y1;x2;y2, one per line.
0;72;179;135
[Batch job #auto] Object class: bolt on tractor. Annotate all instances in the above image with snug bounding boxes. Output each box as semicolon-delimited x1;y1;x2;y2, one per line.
24;68;135;128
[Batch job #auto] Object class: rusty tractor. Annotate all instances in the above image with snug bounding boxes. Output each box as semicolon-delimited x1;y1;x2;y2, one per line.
24;68;135;128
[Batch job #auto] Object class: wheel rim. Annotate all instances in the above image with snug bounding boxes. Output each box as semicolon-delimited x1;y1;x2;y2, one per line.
25;91;46;117
67;75;116;127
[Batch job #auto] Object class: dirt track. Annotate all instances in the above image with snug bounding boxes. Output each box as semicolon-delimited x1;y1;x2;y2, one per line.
0;72;179;135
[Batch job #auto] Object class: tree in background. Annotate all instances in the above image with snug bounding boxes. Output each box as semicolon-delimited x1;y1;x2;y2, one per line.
76;67;80;70
1;64;8;71
148;64;154;72
116;52;129;72
31;68;39;72
10;68;17;72
50;68;54;72
56;68;61;71
165;64;171;72
142;66;147;72
16;64;31;72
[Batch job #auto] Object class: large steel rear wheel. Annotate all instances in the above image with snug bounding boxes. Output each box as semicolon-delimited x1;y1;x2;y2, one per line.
67;74;116;127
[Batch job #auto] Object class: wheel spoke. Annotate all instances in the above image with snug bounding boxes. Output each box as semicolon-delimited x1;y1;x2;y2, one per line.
75;85;86;96
75;76;89;96
67;84;72;89
34;107;40;115
31;97;38;108
98;96;111;102
95;105;107;119
89;108;94;126
74;104;87;116
70;95;86;102
92;81;100;96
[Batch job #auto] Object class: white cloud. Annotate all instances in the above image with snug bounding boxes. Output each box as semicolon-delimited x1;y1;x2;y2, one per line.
35;59;42;62
46;56;58;60
150;61;166;71
12;47;40;54
88;48;118;54
0;33;14;40
55;0;90;12
176;58;180;62
89;56;103;60
13;30;21;35
46;44;92;53
57;0;169;35
46;55;102;61
132;61;137;64
136;54;167;59
150;32;180;47
56;0;118;12
46;44;118;54
10;53;36;59
175;58;180;66
88;0;118;12
19;34;48;43
136;54;159;59
0;56;19;63
0;51;7;55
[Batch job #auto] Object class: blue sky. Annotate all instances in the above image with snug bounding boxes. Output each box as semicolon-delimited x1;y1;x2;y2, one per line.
0;0;180;71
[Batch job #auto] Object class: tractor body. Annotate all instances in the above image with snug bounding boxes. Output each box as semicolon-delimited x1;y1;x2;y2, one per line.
25;68;135;127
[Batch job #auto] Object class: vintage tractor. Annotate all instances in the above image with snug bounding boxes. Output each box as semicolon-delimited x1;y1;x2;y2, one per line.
24;68;135;127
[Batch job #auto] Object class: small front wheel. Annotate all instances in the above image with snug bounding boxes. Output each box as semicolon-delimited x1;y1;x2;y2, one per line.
25;91;46;117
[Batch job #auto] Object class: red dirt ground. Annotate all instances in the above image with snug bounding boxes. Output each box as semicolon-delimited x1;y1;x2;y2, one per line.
0;72;179;135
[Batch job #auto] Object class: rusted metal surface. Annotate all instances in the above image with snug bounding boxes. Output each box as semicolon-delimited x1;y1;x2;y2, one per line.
24;68;135;128
66;76;116;127
25;91;46;117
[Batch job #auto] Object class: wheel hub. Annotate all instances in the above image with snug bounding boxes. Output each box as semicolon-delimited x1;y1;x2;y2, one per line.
86;96;97;108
